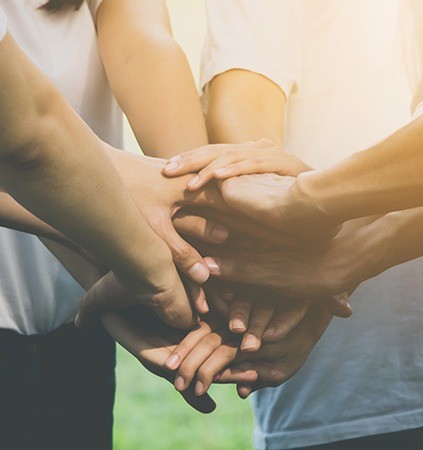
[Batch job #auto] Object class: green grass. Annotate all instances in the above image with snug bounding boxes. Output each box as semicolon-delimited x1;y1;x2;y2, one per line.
113;345;254;450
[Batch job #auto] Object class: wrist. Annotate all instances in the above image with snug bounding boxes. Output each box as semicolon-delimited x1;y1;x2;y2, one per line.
338;216;399;289
295;170;348;223
282;171;339;230
114;235;174;293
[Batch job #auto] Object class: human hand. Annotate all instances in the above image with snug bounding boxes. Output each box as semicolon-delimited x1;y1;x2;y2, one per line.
100;310;216;413
162;139;311;190
76;267;208;329
231;304;333;398
223;292;313;351
100;309;258;412
162;140;339;243
164;304;332;397
108;148;231;284
172;206;299;250
202;235;356;309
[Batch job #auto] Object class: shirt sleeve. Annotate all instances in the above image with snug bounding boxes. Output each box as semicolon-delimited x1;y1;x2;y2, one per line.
86;0;103;20
0;7;7;42
412;100;423;119
201;0;303;101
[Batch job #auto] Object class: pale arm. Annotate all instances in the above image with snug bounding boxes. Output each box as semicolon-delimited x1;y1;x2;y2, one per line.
96;0;208;157
206;69;286;144
294;116;423;222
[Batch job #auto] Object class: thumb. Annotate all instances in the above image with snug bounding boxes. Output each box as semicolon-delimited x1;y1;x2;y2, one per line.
161;219;210;284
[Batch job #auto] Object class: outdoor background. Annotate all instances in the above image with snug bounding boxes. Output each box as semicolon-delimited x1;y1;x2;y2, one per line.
115;2;255;449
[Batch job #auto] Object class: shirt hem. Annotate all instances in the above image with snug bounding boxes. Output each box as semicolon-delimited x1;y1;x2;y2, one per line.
254;409;423;449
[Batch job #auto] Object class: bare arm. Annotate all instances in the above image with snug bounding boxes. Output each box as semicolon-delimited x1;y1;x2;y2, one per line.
0;30;196;328
206;69;286;144
0;32;169;282
294;115;423;221
96;0;208;157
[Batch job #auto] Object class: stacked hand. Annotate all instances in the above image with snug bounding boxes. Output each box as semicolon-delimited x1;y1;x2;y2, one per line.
163;139;342;242
73;140;365;413
77;150;234;329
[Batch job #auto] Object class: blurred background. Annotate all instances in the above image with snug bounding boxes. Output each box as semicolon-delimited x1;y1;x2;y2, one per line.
115;2;254;449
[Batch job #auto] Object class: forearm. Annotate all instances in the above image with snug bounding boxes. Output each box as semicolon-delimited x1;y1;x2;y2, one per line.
97;0;207;157
335;208;423;292
296;116;423;222
0;32;169;286
0;190;67;243
206;70;286;144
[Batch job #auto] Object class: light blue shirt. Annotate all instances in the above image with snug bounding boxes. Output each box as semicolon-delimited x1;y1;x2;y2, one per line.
251;261;423;449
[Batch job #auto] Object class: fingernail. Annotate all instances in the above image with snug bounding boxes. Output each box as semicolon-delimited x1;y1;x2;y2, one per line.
231;317;246;332
214;167;228;176
263;327;275;339
168;155;182;163
339;297;353;314
211;225;229;243
165;353;180;369
195;380;205;396
336;292;353;312
270;369;284;378
204;257;221;274
339;297;352;308
202;298;209;313
188;262;210;283
74;313;80;328
164;161;180;171
187;175;200;187
174;375;185;391
242;334;259;350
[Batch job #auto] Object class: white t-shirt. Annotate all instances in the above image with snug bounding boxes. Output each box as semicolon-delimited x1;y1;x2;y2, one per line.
0;0;123;335
0;7;6;41
202;1;423;448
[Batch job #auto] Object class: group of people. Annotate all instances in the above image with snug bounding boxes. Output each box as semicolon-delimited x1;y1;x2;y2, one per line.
0;1;422;449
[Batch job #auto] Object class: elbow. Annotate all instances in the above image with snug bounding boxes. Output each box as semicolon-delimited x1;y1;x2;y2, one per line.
0;90;58;172
0;140;45;172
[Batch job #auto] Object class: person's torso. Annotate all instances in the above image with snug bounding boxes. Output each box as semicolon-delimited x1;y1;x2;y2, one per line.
253;1;423;448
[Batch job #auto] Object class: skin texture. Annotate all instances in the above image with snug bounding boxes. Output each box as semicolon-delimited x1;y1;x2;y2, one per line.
0;2;217;330
0;31;200;332
96;0;208;157
161;68;348;393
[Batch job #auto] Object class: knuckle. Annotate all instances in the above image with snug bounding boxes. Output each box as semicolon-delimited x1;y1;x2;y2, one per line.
197;367;213;383
150;288;172;310
178;362;196;379
268;370;287;386
171;241;193;264
234;259;249;276
220;345;236;359
203;333;220;348
193;216;206;232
